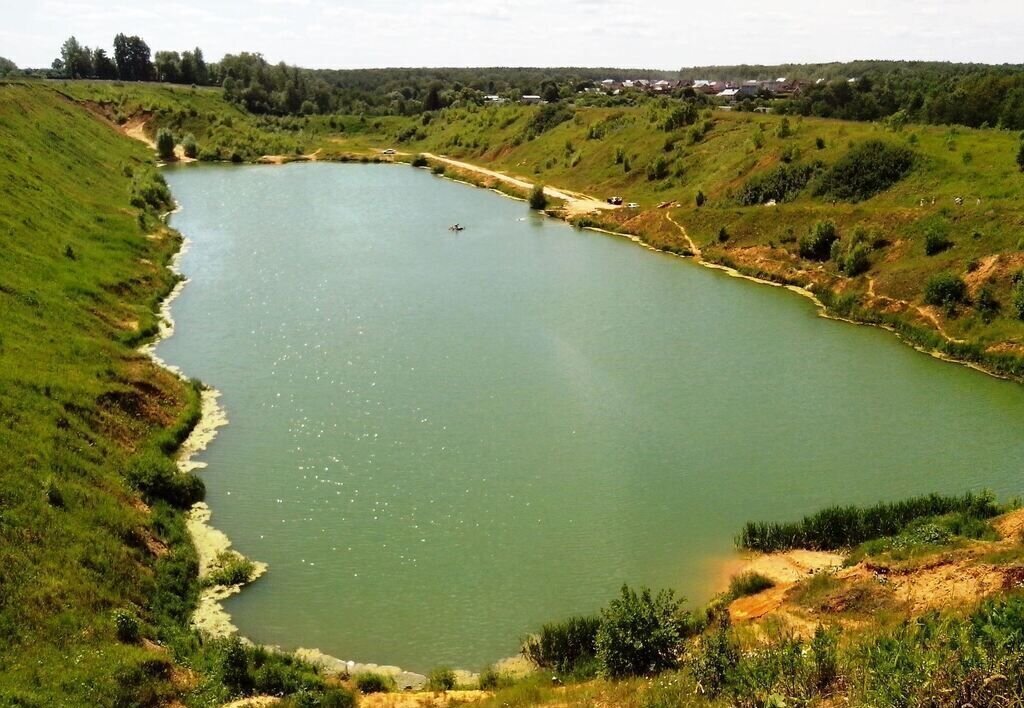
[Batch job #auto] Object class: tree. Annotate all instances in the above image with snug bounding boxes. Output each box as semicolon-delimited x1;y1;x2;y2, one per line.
595;585;688;678
695;190;706;207
92;48;117;79
423;85;443;112
113;33;154;81
1017;141;1024;173
923;273;967;308
59;36;92;78
154;51;181;83
529;184;548;210
0;56;18;77
540;80;561;103
156;128;175;160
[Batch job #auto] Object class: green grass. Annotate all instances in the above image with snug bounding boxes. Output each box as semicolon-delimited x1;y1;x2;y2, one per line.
0;80;352;707
727;572;776;599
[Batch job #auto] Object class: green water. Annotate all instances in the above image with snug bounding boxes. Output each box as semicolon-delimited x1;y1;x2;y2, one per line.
159;162;1024;672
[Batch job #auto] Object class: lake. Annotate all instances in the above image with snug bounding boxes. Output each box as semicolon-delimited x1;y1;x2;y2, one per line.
159;162;1024;672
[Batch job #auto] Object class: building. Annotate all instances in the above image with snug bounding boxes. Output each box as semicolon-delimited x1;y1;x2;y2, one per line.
521;95;542;105
483;95;507;105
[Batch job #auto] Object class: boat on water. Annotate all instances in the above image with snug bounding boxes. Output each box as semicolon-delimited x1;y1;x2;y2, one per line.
449;223;465;232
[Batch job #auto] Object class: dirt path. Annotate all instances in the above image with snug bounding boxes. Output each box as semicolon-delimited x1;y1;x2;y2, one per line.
665;212;702;257
420;153;617;217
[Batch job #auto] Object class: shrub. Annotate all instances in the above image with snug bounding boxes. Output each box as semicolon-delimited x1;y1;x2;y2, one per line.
690;626;739;696
838;241;872;276
976;286;1000;322
477;666;514;690
426;667;457;692
522;615;600;674
1013;272;1024;320
528;184;548;210
923;273;968;308
222;637;251;692
728;572;775;599
125;451;205;508
411;154;428;167
114;610;140;643
799;221;839;261
814;140;915;202
527;104;573;135
717;226;729;243
182;133;198;159
695;190;706;207
924;225;953;256
431;164;445;175
354;672;395;694
203;551;255;588
155;128;175;160
646;156;670;181
776;117;792;138
739;162;820;205
595;585;688;678
815;137;826;150
662;103;698;131
1017;141;1024;172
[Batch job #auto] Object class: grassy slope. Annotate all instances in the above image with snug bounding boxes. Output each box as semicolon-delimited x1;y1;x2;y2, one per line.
392;103;1024;375
0;82;196;703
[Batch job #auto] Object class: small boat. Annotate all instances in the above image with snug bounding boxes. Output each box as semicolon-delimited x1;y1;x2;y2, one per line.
449;224;465;232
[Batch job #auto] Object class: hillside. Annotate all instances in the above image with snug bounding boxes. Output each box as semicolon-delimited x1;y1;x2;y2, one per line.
0;81;352;706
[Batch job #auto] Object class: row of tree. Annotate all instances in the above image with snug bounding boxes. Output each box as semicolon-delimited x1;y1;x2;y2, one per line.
54;35;209;84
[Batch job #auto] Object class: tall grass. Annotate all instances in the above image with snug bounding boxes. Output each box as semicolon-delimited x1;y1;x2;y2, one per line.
737;492;1000;552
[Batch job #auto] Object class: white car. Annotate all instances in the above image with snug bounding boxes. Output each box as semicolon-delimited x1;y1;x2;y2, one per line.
627;202;640;209
382;148;396;155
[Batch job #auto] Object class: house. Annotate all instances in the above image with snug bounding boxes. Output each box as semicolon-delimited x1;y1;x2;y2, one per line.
483;95;507;105
521;95;542;105
716;88;740;100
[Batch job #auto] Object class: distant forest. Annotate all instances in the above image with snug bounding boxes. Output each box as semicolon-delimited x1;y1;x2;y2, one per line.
22;35;1024;130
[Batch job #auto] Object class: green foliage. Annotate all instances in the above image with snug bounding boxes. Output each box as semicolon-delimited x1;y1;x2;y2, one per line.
739;162;819;205
595;585;689;679
815;136;826;150
1013;274;1024;319
646;156;670;181
114;610;141;643
738;492;999;552
976;285;1000;322
661;102;698;131
814;139;915;202
718;226;729;243
354;672;395;694
727;572;775;599
923;272;968;308
156;127;175;159
125;450;205;508
527;104;573;136
426;667;458;691
522;615;600;675
411;153;429;167
182;133;198;158
690;625;739;696
799;220;839;261
776;117;792;138
203;551;256;588
1017;141;1024;172
477;665;515;690
695;190;706;207
528;183;548;210
923;223;953;256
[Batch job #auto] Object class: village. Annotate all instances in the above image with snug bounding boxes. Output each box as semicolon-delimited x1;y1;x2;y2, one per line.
484;75;850;107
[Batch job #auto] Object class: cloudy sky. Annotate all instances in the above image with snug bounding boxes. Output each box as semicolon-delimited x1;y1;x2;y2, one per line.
4;0;1023;70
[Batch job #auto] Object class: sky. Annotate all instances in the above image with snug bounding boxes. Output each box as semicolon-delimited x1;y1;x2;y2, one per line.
2;0;1023;70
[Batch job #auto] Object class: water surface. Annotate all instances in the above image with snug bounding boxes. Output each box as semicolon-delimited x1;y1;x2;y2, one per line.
159;162;1024;671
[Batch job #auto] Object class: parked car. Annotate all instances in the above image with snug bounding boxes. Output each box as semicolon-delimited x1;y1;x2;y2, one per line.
607;196;623;205
627;202;640;209
382;148;396;155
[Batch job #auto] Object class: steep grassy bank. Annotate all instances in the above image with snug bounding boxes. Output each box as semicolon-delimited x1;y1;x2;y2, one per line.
0;82;352;706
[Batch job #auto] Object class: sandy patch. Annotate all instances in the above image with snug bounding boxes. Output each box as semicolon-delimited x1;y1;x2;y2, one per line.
359;690;491;707
123;115;155;149
420;152;617;217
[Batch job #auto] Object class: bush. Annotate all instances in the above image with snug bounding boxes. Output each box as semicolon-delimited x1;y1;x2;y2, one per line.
717;226;729;243
728;572;775;599
1017;141;1024;172
695;190;706;207
739;163;820;205
528;184;548;210
662;103;698;131
815;137;826;150
522;615;600;674
354;672;395;694
203;551;255;587
814;140;915;202
924;225;953;256
182;133;198;159
976;286;1000;322
1012;273;1024;320
222;637;251;693
114;610;140;643
646;156;670;181
838;241;872;276
156;128;175;160
595;585;688;678
527;104;573;135
923;273;968;308
125;451;205;508
690;625;739;696
426;667;457;692
411;154;428;167
477;665;514;690
799;221;839;261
